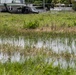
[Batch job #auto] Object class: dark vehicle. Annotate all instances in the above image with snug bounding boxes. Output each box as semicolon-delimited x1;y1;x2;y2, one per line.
0;0;39;14
22;5;39;14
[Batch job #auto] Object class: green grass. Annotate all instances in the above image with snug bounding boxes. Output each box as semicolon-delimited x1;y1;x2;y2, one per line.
0;12;76;35
0;56;76;75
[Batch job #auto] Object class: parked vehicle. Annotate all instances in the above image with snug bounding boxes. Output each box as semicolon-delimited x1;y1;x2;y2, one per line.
0;0;39;14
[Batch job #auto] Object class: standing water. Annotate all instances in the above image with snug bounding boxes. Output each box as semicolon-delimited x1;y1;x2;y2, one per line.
0;35;76;68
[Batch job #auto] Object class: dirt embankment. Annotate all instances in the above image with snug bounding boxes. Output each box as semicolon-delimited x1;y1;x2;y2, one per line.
21;26;76;34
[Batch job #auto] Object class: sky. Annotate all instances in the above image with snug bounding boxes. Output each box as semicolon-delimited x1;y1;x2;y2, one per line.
0;0;24;3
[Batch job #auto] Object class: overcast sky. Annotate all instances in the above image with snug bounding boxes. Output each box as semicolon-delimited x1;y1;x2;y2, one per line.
0;0;22;3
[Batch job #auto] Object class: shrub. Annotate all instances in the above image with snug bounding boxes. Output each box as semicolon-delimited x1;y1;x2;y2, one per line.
73;21;76;26
23;20;39;29
33;1;42;6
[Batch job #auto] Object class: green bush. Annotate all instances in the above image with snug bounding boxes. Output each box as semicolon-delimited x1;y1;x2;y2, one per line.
33;1;42;6
23;20;39;29
72;1;76;11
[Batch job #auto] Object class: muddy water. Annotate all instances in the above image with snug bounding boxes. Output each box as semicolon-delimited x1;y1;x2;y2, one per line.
0;36;76;68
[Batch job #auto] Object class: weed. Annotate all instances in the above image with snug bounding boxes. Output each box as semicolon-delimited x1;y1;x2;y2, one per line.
23;20;39;29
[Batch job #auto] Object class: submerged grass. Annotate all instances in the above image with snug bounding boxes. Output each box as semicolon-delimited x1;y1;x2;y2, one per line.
0;39;76;75
0;43;76;59
0;55;76;75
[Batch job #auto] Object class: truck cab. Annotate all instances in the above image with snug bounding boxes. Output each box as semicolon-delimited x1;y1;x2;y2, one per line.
0;0;39;13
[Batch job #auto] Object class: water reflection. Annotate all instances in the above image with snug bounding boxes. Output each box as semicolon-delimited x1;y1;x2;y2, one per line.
0;51;76;68
46;57;76;68
0;37;25;48
0;36;76;68
0;36;76;54
0;52;25;63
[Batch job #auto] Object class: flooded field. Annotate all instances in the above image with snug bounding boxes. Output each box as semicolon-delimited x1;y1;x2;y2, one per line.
0;35;76;69
0;12;76;75
0;36;76;53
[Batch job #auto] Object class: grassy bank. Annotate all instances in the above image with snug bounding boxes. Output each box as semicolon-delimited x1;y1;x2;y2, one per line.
0;12;76;35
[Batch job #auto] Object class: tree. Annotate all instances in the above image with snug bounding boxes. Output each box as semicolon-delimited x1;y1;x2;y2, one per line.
45;0;53;10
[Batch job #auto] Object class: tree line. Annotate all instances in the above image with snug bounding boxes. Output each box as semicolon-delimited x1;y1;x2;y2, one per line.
24;0;76;11
25;0;73;4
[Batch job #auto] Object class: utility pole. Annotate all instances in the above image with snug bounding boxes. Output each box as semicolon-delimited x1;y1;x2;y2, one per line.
23;0;25;4
43;0;45;9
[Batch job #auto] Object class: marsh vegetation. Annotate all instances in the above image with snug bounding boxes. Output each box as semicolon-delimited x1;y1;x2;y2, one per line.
0;12;76;75
0;12;76;35
0;34;76;75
